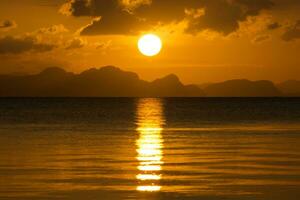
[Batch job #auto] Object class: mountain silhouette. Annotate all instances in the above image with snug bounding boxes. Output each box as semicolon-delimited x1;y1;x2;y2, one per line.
150;74;205;97
277;80;300;96
1;67;299;97
0;66;204;97
203;79;282;97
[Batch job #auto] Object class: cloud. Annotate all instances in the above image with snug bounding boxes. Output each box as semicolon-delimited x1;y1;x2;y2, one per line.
61;0;146;35
267;22;281;30
29;24;71;49
0;24;95;55
79;15;146;35
60;0;274;36
66;37;86;49
94;40;112;55
252;35;271;43
35;24;69;35
185;0;274;35
95;40;111;50
60;0;93;16
236;14;273;37
272;0;300;9
0;36;55;55
282;20;300;41
0;20;17;31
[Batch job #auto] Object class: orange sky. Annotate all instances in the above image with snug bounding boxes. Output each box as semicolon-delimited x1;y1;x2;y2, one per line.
0;0;300;83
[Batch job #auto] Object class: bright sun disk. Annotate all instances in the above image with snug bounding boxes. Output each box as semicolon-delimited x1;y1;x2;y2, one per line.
138;34;162;57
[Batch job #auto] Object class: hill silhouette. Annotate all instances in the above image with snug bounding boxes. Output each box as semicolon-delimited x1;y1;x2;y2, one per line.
0;66;204;97
202;79;282;97
1;67;299;97
277;80;300;96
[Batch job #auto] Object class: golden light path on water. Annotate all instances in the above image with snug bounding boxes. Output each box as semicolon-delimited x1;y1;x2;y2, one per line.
136;98;165;192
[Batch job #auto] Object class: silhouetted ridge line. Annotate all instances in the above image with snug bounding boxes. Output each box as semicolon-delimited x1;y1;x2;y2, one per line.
0;66;204;97
202;79;282;97
277;80;300;96
1;67;299;97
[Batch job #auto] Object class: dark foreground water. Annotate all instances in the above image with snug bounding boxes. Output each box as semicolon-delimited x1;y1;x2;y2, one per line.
0;98;300;200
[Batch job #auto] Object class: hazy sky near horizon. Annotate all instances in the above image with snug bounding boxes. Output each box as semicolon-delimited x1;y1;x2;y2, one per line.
0;0;300;83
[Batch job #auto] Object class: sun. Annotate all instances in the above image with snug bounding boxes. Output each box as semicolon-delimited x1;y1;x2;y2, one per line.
138;34;162;57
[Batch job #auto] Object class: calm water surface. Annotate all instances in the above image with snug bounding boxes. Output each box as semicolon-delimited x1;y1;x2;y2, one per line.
0;98;300;200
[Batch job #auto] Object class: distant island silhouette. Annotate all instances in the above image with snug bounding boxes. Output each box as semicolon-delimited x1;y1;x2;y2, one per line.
277;80;300;97
0;66;204;97
202;79;282;97
0;66;299;97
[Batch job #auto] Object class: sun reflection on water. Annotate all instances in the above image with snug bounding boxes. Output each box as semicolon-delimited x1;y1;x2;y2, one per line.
136;98;165;192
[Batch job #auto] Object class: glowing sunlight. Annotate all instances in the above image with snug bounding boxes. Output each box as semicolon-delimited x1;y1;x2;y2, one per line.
138;34;162;57
135;98;165;192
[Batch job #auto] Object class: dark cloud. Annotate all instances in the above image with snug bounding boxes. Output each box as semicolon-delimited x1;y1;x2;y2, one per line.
185;0;272;35
80;15;148;35
60;0;125;17
0;20;17;31
282;20;300;41
143;0;274;35
267;22;281;30
61;0;145;35
61;0;274;36
0;36;55;54
272;0;300;9
60;0;93;16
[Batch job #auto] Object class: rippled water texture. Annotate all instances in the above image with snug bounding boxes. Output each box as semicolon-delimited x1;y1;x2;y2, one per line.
0;98;300;200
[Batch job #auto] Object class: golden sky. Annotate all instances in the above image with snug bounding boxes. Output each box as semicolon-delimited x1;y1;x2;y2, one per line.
0;0;300;83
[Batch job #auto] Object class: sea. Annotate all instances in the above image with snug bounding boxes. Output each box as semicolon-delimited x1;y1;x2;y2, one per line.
0;98;300;200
